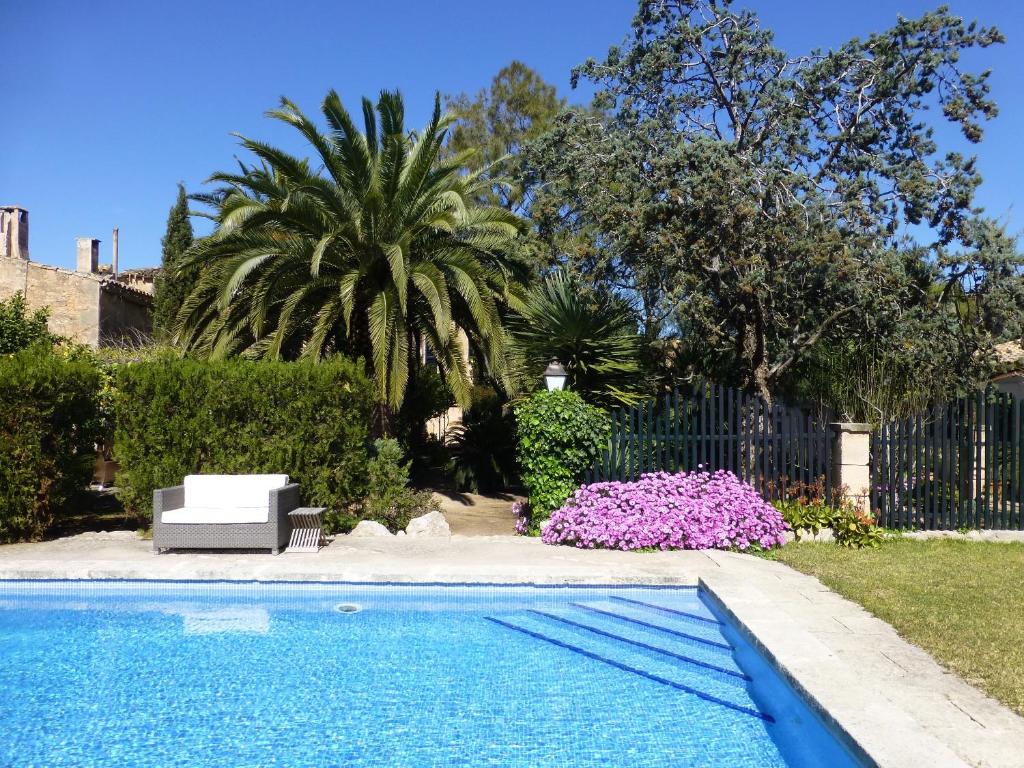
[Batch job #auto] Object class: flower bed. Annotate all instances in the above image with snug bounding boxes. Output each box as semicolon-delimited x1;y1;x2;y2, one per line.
540;470;786;551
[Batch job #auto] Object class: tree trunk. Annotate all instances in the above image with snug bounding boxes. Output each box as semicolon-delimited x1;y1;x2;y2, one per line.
373;402;394;439
738;308;773;405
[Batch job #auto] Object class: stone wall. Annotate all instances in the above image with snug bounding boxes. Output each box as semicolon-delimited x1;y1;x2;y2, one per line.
0;258;151;347
99;283;152;345
27;263;103;346
0;254;29;297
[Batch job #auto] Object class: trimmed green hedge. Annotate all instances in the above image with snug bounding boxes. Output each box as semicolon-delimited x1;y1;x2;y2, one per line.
515;389;608;533
0;347;101;543
114;356;374;520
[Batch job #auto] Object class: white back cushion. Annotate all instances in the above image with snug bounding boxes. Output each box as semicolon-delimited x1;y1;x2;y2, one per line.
183;474;289;509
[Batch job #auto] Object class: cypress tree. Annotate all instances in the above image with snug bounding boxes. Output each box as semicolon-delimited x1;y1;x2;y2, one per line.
152;184;194;339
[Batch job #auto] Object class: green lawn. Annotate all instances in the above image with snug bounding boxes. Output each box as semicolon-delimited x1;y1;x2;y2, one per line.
774;538;1024;716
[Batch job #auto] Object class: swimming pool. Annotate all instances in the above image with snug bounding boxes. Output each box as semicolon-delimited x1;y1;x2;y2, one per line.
0;581;862;767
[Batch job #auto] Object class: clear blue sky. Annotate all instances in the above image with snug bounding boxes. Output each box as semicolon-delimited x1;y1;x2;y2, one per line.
3;1;1022;270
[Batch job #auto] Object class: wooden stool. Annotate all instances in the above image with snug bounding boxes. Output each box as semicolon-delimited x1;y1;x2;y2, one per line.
287;507;326;552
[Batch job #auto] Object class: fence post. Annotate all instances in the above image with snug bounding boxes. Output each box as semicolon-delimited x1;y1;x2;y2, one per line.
830;422;873;515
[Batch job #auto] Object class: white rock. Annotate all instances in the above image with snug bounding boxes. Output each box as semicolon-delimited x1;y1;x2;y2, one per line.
405;511;451;537
396;530;406;537
348;520;393;537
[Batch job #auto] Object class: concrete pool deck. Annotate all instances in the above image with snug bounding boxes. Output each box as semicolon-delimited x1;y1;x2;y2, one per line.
2;532;1023;768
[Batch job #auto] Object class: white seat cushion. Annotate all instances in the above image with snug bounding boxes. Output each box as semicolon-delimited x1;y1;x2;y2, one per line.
161;506;270;525
183;474;289;509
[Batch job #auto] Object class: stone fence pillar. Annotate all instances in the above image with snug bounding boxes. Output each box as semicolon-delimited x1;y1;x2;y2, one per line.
830;422;872;515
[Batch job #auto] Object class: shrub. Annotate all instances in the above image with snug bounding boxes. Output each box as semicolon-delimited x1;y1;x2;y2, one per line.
449;386;518;493
773;483;884;549
542;470;787;551
113;356;373;521
363;438;439;533
831;506;884;549
774;497;834;539
0;346;101;542
514;390;608;533
0;293;54;353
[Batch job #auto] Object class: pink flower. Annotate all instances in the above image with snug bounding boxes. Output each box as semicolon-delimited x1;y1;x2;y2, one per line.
541;470;785;552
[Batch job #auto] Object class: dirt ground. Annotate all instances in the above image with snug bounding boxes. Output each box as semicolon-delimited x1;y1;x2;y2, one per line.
430;490;523;536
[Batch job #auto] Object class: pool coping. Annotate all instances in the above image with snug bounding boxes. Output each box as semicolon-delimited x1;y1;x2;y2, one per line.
699;574;966;768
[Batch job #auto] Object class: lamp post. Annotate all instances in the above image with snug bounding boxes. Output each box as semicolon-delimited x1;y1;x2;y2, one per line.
543;360;568;391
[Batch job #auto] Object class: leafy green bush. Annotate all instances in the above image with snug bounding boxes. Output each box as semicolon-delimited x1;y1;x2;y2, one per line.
775;499;835;540
0;293;54;353
449;386;518;493
363;438;439;533
514;389;608;533
0;346;101;542
774;487;884;549
113;356;374;521
831;506;884;549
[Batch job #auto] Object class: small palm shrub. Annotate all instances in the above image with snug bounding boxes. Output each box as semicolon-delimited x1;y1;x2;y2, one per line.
509;272;642;406
542;470;787;551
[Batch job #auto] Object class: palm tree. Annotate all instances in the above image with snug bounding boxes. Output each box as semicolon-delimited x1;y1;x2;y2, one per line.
175;90;528;412
509;272;642;406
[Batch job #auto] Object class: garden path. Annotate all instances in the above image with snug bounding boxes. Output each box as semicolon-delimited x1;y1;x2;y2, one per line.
430;490;523;536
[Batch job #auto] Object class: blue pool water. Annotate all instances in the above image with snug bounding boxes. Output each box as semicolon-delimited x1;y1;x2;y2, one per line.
0;582;862;767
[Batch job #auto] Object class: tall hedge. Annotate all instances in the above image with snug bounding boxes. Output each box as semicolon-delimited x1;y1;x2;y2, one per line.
0;347;101;543
515;389;608;533
114;356;374;519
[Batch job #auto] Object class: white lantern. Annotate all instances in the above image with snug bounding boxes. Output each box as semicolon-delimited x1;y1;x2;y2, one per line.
543;360;568;391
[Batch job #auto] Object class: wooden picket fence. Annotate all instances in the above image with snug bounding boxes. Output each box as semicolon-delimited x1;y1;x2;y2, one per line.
585;385;834;501
871;390;1024;529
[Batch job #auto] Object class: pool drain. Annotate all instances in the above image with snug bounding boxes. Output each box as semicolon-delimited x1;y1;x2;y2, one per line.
334;603;361;614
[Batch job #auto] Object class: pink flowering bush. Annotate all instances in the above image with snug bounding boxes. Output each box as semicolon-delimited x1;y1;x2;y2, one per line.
512;500;530;535
541;469;786;551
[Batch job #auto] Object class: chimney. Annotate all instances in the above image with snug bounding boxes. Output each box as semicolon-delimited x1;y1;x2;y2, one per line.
1;206;29;260
76;237;100;273
112;228;119;278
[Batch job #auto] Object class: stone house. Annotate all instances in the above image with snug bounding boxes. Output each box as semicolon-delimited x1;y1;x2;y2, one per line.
0;205;155;347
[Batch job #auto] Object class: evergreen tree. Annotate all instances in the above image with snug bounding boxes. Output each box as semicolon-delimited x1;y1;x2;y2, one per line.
152;183;194;339
529;0;1006;399
445;61;564;215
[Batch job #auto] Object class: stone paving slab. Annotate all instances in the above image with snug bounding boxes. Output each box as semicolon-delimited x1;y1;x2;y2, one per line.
2;533;1023;767
0;531;712;584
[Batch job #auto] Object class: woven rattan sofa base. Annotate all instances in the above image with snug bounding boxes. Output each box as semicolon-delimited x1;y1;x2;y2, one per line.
152;482;300;555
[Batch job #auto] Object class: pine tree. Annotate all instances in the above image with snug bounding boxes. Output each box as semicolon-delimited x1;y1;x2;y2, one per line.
152;184;194;339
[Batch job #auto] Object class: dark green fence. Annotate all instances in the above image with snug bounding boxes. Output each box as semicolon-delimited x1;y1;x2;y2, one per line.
586;385;834;501
871;390;1024;530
